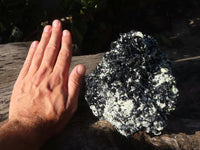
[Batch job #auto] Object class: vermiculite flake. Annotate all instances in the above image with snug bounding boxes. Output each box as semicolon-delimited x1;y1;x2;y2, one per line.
84;31;179;136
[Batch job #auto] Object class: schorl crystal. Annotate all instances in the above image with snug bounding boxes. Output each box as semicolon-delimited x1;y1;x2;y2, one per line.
84;31;179;136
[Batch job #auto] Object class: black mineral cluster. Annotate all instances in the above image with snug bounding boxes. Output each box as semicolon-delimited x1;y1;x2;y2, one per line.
84;31;179;136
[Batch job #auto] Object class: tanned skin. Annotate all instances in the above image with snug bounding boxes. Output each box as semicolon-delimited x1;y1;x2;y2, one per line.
0;20;86;150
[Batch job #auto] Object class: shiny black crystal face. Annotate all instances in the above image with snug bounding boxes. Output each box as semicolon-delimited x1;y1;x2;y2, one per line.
85;31;179;136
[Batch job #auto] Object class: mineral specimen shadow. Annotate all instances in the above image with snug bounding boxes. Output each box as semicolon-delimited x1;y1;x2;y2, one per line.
164;57;200;135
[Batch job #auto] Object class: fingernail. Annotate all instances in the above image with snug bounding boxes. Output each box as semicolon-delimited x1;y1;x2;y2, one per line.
53;20;60;27
63;30;70;36
77;65;86;75
44;26;51;32
31;41;38;47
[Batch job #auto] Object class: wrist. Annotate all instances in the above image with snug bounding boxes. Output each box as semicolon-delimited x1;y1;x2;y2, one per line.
0;120;48;150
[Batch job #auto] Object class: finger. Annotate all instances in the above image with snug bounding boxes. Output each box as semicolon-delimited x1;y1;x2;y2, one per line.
66;65;86;113
18;41;39;80
40;20;62;70
28;25;52;75
53;30;72;78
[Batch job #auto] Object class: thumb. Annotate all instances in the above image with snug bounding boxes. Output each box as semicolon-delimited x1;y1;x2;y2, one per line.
67;64;86;113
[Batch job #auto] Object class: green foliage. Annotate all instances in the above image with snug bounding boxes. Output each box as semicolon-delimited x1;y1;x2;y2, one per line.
0;0;46;43
0;0;102;52
1;0;200;54
58;0;103;53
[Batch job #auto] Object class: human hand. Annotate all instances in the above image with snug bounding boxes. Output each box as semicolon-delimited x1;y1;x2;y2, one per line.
8;20;85;145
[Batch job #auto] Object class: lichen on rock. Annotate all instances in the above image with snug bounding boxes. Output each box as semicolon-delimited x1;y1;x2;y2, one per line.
84;30;179;137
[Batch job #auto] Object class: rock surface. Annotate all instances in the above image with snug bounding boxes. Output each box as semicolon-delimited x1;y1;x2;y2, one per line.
85;31;178;136
0;42;200;150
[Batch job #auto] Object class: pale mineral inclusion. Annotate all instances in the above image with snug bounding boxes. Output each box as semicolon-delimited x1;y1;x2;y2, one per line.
84;31;179;136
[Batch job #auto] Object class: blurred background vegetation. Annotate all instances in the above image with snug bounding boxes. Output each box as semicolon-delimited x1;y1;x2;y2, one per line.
0;0;200;55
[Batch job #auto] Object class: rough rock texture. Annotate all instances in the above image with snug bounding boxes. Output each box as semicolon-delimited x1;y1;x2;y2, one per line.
85;31;178;136
0;42;200;150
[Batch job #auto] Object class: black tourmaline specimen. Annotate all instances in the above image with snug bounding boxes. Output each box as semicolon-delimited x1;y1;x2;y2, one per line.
84;31;179;137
